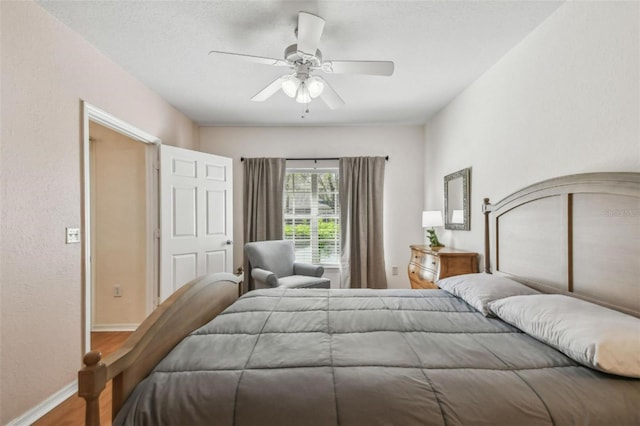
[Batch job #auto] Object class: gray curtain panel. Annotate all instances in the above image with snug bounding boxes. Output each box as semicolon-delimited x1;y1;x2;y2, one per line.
243;157;286;293
339;156;387;289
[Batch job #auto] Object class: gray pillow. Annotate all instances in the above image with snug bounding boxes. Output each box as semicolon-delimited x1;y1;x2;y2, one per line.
437;273;539;316
489;294;640;378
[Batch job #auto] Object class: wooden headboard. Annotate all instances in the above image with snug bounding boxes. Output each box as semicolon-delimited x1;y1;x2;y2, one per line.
483;172;640;317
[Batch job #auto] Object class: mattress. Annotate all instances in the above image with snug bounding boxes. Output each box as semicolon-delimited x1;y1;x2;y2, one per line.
115;288;640;425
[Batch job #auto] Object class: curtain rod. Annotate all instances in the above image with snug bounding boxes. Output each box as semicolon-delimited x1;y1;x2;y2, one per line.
240;156;389;162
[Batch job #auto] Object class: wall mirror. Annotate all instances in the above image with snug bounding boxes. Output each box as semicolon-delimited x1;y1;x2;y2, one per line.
444;167;470;230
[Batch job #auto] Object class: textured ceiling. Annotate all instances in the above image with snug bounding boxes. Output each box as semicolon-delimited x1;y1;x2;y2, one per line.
37;1;564;126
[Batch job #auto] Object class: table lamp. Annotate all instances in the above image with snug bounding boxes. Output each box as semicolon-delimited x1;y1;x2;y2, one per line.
422;211;444;248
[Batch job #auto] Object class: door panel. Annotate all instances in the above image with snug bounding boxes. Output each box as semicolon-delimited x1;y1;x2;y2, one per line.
206;163;226;180
173;158;197;177
206;250;226;274
173;253;198;289
206;190;227;235
173;187;197;236
160;145;233;302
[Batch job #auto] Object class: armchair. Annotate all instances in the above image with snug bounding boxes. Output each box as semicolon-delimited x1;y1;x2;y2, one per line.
244;240;331;289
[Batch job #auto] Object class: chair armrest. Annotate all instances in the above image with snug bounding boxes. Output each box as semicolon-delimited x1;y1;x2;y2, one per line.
293;262;324;278
251;268;278;287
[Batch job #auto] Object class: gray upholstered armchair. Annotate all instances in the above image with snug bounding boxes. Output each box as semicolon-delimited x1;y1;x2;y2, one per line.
244;240;331;289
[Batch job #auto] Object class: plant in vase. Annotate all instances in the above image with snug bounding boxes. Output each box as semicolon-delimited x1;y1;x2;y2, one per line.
426;228;444;248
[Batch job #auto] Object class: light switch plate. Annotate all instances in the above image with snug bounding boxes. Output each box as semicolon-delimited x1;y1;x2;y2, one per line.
66;227;80;244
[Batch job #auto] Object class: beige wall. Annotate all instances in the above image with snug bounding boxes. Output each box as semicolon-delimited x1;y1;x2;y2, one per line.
0;1;199;422
90;122;147;328
423;0;640;266
199;126;426;289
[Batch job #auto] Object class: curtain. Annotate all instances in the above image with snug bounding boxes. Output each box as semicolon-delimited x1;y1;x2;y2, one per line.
243;157;286;293
339;156;387;289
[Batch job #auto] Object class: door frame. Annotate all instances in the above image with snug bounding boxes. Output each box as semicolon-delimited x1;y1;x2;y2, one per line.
81;101;161;353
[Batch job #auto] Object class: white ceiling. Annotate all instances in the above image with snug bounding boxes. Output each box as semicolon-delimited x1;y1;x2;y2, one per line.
38;1;564;126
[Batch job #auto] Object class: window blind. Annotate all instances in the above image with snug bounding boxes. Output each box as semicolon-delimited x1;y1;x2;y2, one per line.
283;167;340;265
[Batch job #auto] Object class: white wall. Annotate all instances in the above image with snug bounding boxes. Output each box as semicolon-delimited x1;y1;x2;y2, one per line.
423;0;640;267
199;126;425;289
0;2;199;423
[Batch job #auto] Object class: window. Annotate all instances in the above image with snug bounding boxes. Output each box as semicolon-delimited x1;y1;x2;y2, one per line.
284;167;340;265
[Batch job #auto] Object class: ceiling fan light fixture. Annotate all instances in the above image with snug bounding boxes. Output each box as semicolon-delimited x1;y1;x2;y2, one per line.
295;82;312;104
282;75;301;98
307;76;324;98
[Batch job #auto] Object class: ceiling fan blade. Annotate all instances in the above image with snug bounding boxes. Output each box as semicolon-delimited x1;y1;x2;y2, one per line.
323;61;394;76
251;76;289;102
317;77;344;110
297;12;325;56
208;50;288;67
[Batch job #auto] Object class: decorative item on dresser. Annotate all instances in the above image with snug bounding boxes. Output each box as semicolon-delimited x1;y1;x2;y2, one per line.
408;245;478;289
421;211;444;248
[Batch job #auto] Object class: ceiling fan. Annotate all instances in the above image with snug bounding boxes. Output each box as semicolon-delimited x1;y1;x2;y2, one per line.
209;11;394;110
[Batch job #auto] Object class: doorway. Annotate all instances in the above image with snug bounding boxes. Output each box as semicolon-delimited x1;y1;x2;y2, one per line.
90;121;150;331
82;102;160;353
82;103;234;353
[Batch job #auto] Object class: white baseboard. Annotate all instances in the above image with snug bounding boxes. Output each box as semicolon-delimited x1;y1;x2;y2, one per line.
92;323;139;332
7;381;77;426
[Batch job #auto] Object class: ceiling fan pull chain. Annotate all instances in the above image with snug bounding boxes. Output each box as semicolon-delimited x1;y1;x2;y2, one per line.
301;104;310;119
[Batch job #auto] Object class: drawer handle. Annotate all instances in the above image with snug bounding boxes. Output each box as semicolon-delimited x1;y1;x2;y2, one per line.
431;262;436;265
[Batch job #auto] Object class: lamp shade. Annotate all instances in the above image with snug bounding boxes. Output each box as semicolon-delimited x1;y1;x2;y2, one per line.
295;82;312;104
307;76;324;98
282;76;301;98
422;211;443;228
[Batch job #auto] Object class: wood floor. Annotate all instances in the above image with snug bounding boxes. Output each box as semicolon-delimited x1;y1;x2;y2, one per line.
34;332;132;426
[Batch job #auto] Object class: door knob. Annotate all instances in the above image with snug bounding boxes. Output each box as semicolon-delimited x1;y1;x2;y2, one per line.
226;240;233;245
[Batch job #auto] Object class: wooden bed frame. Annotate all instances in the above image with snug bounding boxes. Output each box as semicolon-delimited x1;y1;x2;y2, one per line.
78;172;639;425
78;273;240;425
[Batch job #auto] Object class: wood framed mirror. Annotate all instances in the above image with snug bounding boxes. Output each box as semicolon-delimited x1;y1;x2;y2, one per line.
444;167;470;230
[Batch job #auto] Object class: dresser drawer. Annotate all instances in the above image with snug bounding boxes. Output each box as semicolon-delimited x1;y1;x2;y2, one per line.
411;251;438;269
411;251;426;265
408;245;478;290
411;253;438;271
423;254;438;272
408;263;436;287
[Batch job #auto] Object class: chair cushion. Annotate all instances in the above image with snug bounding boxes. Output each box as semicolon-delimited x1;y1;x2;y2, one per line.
278;275;331;289
245;240;295;278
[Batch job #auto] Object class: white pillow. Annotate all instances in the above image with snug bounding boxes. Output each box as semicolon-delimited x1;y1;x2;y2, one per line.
489;294;640;378
437;273;539;316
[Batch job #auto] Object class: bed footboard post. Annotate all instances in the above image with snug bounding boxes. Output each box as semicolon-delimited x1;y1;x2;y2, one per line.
78;351;107;426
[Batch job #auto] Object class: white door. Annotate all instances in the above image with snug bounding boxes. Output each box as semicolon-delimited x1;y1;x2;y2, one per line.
159;145;233;302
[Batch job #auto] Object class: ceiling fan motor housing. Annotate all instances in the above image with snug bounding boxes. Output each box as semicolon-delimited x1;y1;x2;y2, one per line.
285;44;322;66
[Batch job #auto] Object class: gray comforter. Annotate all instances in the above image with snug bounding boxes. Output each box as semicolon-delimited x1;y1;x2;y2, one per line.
115;288;640;425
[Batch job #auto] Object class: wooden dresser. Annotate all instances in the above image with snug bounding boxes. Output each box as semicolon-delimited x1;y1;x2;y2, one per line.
408;245;478;289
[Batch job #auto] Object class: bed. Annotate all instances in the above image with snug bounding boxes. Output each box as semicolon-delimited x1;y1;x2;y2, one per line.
79;172;640;425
